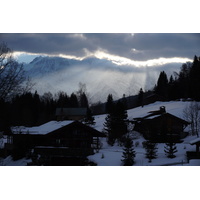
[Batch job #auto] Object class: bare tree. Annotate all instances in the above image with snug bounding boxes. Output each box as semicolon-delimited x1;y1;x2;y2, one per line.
0;43;26;100
183;102;200;137
76;82;90;107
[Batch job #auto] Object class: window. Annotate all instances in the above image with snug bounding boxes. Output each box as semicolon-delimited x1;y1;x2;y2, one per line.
56;139;61;144
7;136;13;144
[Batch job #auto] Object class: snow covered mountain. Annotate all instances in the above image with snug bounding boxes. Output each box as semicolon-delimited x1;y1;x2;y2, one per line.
24;56;182;103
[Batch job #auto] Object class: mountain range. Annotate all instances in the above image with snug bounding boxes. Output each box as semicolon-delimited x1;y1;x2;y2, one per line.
24;56;183;103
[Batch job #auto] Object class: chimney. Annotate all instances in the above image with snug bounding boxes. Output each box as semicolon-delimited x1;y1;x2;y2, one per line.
160;106;166;113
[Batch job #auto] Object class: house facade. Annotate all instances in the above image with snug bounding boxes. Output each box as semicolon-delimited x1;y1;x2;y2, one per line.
55;108;87;121
133;106;190;142
5;121;105;165
186;138;200;161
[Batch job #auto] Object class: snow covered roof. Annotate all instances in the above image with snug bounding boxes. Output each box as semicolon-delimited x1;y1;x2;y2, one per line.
133;106;189;125
144;114;162;120
128;101;190;121
12;120;74;135
189;137;200;145
35;146;69;149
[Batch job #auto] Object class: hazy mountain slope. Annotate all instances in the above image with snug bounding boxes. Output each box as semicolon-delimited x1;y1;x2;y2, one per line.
24;56;182;103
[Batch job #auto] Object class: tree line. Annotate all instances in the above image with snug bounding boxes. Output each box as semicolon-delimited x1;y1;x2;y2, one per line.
0;89;91;129
154;55;200;101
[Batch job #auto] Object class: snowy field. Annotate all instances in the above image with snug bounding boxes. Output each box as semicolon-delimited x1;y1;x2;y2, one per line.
88;136;199;166
90;101;200;166
1;100;200;166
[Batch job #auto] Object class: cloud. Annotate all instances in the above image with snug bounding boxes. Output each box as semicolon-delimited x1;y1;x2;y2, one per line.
1;33;199;63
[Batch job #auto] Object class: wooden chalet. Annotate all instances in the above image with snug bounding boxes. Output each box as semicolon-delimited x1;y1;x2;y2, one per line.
186;138;200;161
56;108;87;121
133;106;190;142
5;121;105;165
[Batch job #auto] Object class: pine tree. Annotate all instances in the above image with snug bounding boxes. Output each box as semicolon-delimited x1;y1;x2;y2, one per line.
121;134;136;166
178;63;191;99
145;141;158;163
138;88;144;107
103;113;115;146
155;71;168;99
69;93;79;107
104;100;128;146
106;94;114;114
121;94;128;110
79;92;89;108
84;108;96;126
190;55;200;100
164;142;177;158
113;101;128;144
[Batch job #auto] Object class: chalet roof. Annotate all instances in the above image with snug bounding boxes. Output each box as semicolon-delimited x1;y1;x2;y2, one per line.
133;106;189;125
190;137;200;145
35;146;69;149
11;120;105;137
47;121;106;138
135;113;189;124
12;120;74;135
56;108;87;116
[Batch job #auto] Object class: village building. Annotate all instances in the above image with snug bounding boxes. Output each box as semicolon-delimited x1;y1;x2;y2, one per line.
186;137;200;161
55;108;87;121
133;106;190;142
5;120;105;165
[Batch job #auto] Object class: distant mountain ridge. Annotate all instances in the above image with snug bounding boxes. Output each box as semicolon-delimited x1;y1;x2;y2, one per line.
24;56;182;103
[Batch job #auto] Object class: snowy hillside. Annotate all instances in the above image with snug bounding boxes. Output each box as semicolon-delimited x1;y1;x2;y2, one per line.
93;100;191;132
2;100;199;166
24;56;182;103
89;101;199;166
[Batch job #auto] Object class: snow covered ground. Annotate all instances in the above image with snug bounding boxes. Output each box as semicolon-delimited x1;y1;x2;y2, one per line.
88;136;198;166
88;100;199;166
1;100;200;166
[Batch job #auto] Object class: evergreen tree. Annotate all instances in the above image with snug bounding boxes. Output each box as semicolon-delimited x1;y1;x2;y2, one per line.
79;92;89;108
103;113;115;146
57;91;70;107
104;100;128;146
114;101;128;143
76;82;89;107
145;141;158;163
168;75;178;100
121;134;136;166
105;94;114;114
190;55;200;100
69;93;79;107
0;98;12;134
155;71;168;99
138;88;144;107
121;94;128;110
164;142;177;158
84;108;96;126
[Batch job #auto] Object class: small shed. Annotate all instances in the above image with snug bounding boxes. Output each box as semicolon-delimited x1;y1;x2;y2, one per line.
189;137;200;152
186;138;200;161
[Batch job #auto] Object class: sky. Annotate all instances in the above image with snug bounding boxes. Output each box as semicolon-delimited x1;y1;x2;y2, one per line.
0;33;199;66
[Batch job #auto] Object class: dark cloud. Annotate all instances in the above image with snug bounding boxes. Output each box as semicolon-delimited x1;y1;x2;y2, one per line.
0;33;200;61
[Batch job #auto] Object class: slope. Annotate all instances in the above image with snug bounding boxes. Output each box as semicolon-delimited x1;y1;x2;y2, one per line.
89;100;197;166
24;56;182;103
